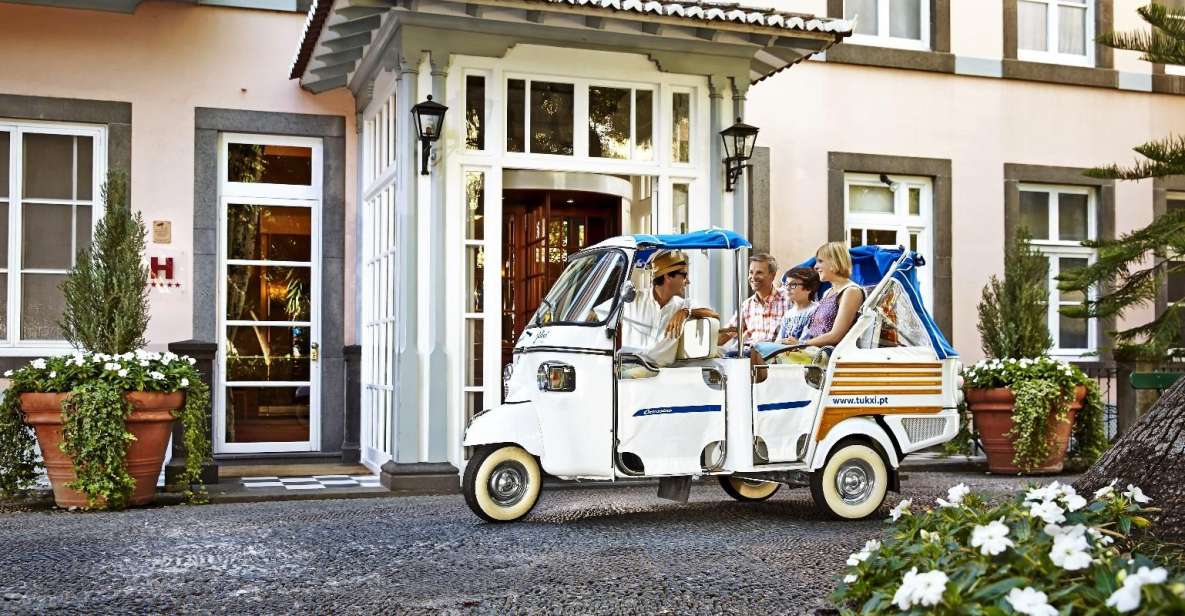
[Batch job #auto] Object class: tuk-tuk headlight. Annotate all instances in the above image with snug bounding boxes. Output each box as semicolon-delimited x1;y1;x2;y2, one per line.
538;361;576;392
503;363;514;399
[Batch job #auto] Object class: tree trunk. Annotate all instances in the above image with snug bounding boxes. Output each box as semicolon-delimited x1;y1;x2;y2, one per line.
1076;378;1185;537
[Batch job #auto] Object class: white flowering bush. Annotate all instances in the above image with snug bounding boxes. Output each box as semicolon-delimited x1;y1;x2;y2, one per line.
961;357;1108;472
0;350;210;507
832;482;1185;614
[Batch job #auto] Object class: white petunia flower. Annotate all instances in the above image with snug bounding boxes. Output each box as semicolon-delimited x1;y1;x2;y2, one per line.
187;356;196;365
970;518;1013;556
1133;566;1169;586
1006;587;1058;616
180;378;189;388
1025;483;1057;504
117;369;128;378
1106;567;1168;613
843;574;858;584
892;567;948;610
1123;485;1151;504
1106;581;1143;613
1028;500;1066;525
1094;479;1118;500
946;483;970;504
149;371;165;381
138;360;149;367
30;358;46;370
49;371;55;378
889;499;912;522
1063;493;1088;512
1050;532;1092;571
3;370;12;377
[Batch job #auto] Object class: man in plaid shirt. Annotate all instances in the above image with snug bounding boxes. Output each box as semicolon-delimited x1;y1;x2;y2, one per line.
718;253;788;355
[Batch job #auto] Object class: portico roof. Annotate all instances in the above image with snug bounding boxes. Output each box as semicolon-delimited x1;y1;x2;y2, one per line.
290;0;852;93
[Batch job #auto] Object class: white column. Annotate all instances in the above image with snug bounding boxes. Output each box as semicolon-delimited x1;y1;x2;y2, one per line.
393;56;421;464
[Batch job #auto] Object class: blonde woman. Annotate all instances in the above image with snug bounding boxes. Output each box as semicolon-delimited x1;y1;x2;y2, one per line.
758;242;864;366
786;241;865;348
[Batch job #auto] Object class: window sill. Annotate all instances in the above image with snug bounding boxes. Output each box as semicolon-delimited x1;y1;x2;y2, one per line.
824;44;954;74
1152;69;1185;95
1002;59;1117;90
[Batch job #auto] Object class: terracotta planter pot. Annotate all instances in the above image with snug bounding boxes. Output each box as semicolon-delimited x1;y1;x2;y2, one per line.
21;391;184;508
967;385;1086;475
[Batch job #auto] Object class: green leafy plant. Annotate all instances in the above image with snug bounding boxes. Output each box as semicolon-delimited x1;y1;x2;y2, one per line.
833;481;1185;614
0;351;211;507
963;357;1108;472
59;171;150;354
977;228;1053;360
0;171;210;508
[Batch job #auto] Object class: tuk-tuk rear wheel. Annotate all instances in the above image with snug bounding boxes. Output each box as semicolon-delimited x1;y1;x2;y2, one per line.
463;445;542;523
719;476;780;502
809;442;888;520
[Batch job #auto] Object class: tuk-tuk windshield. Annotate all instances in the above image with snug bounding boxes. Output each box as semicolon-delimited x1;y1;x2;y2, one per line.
529;250;627;328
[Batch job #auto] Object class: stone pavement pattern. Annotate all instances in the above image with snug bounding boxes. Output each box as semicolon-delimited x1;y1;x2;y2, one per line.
0;471;1071;615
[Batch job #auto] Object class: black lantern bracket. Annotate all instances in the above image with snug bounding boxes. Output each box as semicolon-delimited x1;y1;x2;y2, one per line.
719;117;759;193
411;94;448;176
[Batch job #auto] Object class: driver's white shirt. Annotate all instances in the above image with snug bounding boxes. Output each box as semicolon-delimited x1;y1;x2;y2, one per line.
598;289;691;366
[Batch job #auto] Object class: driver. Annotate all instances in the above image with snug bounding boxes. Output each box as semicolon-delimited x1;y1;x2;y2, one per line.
610;250;719;370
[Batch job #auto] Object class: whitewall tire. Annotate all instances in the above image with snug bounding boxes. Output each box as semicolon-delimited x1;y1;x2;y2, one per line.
719;476;780;502
809;442;888;520
463;445;542;523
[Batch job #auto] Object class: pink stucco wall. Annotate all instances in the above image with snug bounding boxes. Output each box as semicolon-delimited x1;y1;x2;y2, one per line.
0;2;357;349
749;58;1172;363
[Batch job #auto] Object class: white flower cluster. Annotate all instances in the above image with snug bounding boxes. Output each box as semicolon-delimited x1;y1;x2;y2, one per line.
936;482;970;508
963;356;1076;383
1106;566;1169;612
846;539;880;566
1006;587;1058;616
3;350;199;385
970;518;1013;556
892;567;948;610
889;499;912;521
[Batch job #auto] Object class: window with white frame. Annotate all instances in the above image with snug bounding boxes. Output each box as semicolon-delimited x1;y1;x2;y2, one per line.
0;121;104;346
360;91;398;463
844;172;933;308
1017;0;1095;67
1017;184;1097;355
1166;195;1185;350
463;171;486;422
844;0;930;50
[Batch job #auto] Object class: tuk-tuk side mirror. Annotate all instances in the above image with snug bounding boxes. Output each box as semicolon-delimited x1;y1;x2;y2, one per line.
620;281;637;304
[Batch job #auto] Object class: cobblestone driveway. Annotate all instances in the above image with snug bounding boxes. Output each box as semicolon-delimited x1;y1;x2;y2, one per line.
0;472;1061;615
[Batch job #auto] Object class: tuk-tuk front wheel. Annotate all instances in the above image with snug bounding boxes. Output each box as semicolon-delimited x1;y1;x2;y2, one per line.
809;442;888;520
719;476;780;502
463;445;542;523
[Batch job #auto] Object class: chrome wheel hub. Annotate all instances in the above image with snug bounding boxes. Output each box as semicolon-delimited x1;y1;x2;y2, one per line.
835;459;875;506
488;461;528;507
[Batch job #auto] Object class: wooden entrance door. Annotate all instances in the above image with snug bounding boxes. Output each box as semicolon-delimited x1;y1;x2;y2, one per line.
501;189;620;368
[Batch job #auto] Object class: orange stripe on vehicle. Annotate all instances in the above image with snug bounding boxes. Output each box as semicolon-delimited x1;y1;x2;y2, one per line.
829;388;943;396
829;374;938;383
816;406;944;440
835;362;942;369
833;370;943;378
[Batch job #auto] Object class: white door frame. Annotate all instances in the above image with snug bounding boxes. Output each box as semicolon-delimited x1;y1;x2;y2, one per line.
216;133;324;454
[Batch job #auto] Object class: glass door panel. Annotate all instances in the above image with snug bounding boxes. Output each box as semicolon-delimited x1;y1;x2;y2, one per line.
222;200;318;450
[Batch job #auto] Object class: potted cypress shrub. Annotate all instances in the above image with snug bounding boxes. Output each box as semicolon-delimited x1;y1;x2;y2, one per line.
964;230;1107;474
0;172;211;509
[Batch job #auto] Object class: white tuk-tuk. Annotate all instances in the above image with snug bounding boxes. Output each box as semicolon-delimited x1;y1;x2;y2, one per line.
462;229;962;522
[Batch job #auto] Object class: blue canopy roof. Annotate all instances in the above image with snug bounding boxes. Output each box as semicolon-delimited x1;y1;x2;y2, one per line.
633;228;751;251
794;245;957;359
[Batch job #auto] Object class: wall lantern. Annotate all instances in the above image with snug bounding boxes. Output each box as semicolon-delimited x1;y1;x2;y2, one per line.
411;94;448;175
720;118;759;192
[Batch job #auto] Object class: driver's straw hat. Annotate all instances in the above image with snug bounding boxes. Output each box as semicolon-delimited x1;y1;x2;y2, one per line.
652;250;688;279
